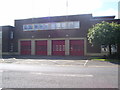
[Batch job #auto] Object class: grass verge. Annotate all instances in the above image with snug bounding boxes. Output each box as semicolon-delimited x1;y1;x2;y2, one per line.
91;58;120;64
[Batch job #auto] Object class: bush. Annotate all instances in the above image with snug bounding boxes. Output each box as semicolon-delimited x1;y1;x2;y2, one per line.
107;53;120;59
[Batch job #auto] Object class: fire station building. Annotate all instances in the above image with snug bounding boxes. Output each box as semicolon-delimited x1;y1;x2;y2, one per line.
1;14;120;56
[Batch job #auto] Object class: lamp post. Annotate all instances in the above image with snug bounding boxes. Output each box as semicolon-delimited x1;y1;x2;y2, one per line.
118;1;120;19
0;26;2;59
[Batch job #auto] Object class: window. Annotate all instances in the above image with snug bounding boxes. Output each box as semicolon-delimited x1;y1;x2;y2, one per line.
63;45;65;51
23;21;80;31
67;22;74;29
61;22;67;29
34;24;39;30
56;23;61;29
10;31;14;39
59;45;62;51
39;24;44;30
44;23;49;30
26;24;33;31
74;21;79;28
23;25;27;31
23;24;34;31
10;43;13;52
101;45;108;52
101;45;117;53
111;45;117;52
51;23;56;29
56;45;58;51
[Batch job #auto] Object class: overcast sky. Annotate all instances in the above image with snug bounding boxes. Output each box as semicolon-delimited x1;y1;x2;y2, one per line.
0;0;119;26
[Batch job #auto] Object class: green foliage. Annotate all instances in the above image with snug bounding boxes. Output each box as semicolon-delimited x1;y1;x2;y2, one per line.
87;21;120;45
88;21;120;55
92;58;119;64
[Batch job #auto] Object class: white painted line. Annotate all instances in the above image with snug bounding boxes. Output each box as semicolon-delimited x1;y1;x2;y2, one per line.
84;60;88;66
32;73;93;77
0;59;4;61
0;70;3;73
13;58;16;60
88;66;118;67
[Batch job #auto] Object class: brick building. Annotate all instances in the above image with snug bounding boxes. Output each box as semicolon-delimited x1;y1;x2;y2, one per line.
1;14;120;56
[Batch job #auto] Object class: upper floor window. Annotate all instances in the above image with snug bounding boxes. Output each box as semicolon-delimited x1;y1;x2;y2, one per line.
51;23;56;29
61;22;67;29
34;24;39;30
23;21;80;31
23;24;34;31
74;21;80;28
44;23;49;30
68;22;74;29
56;23;61;29
39;24;44;30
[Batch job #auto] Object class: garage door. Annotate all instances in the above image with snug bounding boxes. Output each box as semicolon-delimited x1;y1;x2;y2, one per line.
20;41;31;55
52;40;65;56
35;40;47;55
70;40;84;56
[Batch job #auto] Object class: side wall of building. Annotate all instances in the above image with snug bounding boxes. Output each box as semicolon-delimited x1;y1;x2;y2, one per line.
2;26;15;55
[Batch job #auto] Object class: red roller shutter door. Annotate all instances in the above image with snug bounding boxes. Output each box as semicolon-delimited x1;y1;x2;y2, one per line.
35;40;47;55
52;40;65;56
20;41;31;55
70;40;84;56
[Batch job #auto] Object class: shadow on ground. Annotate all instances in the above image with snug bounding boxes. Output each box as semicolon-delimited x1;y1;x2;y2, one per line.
2;55;90;60
90;56;120;65
105;59;120;65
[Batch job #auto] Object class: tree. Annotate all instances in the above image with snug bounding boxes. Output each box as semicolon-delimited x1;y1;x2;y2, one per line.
87;21;120;55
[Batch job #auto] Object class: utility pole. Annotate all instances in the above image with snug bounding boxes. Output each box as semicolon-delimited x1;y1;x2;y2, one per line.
0;26;2;59
66;0;69;21
66;0;68;15
118;1;120;19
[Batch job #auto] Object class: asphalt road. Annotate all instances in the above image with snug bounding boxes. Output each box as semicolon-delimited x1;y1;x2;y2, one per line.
0;61;119;88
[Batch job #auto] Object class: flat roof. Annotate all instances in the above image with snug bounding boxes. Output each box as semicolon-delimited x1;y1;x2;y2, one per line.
15;14;93;21
93;16;115;19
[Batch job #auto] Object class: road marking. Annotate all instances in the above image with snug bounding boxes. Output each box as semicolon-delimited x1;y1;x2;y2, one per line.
84;60;88;66
0;59;4;61
87;66;118;67
55;65;118;67
32;73;93;77
13;58;16;60
0;70;3;73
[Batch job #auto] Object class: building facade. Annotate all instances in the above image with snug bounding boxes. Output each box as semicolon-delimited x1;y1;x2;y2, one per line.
2;14;120;56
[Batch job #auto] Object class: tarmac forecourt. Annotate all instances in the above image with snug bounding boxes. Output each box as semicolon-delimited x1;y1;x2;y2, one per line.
0;57;118;67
